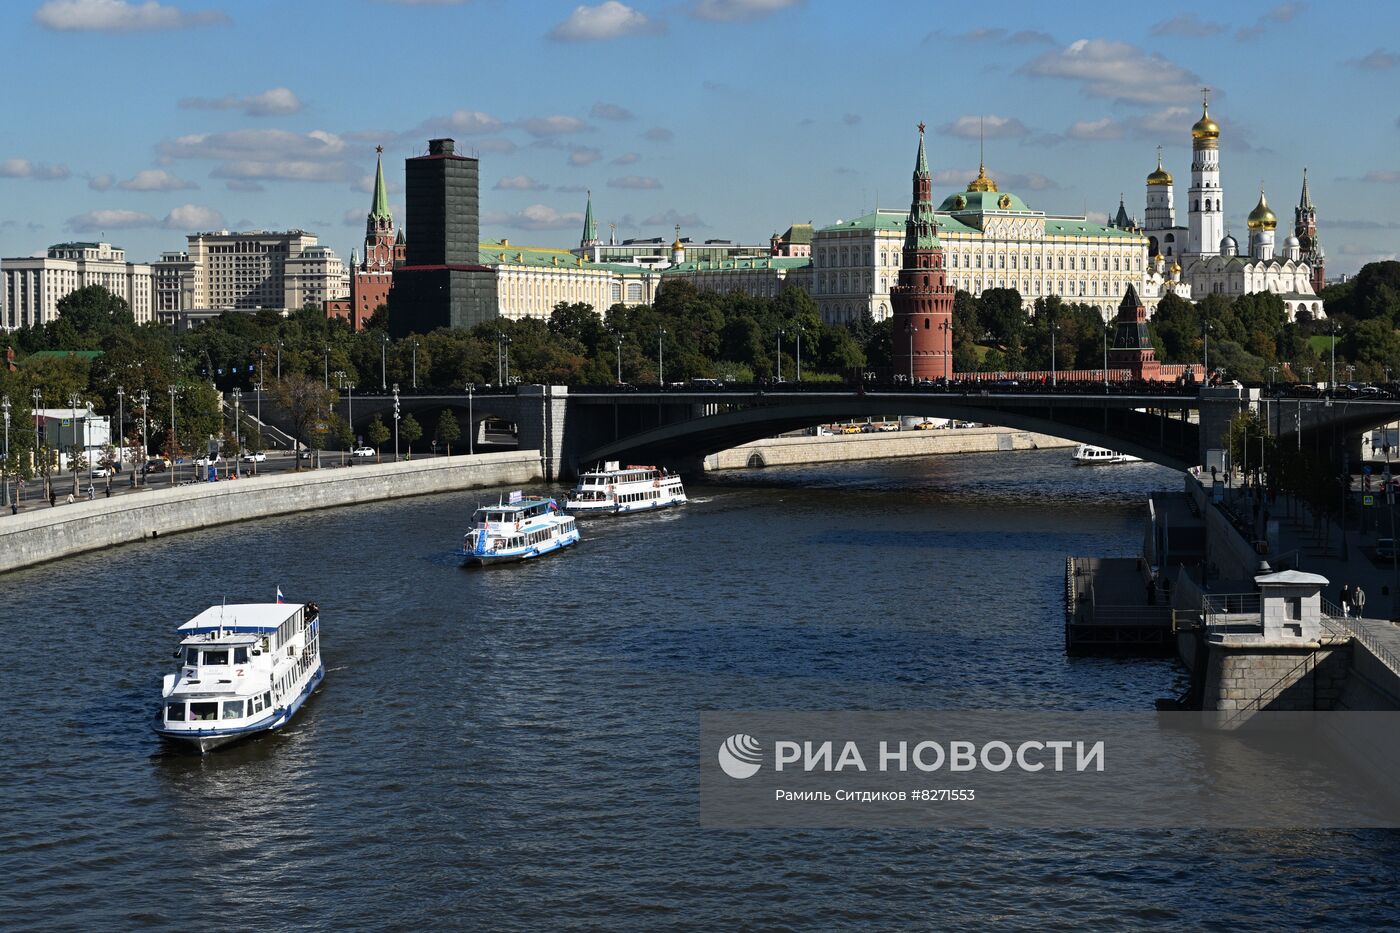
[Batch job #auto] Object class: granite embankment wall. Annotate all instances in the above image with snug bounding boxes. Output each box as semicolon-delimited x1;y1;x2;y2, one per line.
703;427;1078;470
0;451;540;573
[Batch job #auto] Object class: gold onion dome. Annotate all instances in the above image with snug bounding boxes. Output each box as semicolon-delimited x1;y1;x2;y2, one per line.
966;160;998;193
1147;155;1173;186
1247;189;1277;230
1192;104;1220;142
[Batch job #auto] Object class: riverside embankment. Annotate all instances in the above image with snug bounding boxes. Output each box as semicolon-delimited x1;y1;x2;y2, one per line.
0;450;540;573
703;425;1077;471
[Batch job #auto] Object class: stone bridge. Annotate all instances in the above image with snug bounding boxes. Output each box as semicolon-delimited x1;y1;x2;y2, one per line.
256;384;1400;480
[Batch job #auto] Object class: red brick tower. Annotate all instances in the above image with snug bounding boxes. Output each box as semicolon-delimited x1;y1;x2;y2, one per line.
343;147;403;328
1108;284;1162;381
891;123;955;381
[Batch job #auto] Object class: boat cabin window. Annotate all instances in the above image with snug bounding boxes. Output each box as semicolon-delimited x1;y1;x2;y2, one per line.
184;647;199;666
190;702;218;721
165;702;186;722
222;700;244;720
263;691;272;709
202;649;229;666
233;647;249;665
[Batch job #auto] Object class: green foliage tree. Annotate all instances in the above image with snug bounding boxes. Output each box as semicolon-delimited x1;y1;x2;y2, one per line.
269;372;336;471
366;414;390;463
400;412;422;458
435;408;461;454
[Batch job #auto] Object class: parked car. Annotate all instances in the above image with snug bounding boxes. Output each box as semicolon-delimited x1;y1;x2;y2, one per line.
142;459;168;475
241;451;267;462
351;446;376;458
194;455;221;467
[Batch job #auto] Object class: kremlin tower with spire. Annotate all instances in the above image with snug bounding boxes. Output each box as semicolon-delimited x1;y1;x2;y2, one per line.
890;123;955;381
327;146;406;331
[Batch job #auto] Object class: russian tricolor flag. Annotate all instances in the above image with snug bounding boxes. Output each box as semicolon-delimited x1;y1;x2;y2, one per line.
276;587;285;604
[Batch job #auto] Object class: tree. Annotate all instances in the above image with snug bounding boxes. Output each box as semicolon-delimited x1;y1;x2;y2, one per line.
366;414;390;463
269;372;336;471
66;443;87;494
435;408;461;455
400;413;422;458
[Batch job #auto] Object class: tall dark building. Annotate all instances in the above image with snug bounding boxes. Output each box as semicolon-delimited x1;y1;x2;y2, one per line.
390;138;496;336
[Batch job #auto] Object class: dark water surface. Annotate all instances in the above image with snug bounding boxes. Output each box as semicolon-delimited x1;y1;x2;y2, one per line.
3;449;1399;930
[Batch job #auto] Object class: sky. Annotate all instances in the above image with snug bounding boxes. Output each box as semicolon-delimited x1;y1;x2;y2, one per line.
1;0;1398;275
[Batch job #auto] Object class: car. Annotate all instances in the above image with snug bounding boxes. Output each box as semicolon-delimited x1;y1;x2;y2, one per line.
241;451;267;462
914;420;938;430
351;446;376;458
141;459;168;474
194;455;221;467
91;464;118;477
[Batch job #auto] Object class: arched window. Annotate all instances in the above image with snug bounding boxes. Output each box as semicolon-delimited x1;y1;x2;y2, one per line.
924;318;930;329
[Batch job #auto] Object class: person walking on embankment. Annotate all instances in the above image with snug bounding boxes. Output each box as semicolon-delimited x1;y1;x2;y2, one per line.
1341;584;1353;617
1354;585;1367;619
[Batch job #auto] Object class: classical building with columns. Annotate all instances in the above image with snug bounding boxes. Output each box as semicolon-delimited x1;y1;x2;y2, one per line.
2;241;154;329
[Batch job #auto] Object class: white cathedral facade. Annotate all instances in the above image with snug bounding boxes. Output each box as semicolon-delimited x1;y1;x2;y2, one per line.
1137;93;1325;321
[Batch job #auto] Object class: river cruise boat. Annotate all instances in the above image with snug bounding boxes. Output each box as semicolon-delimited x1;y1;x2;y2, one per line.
1073;444;1143;465
155;601;324;753
565;461;687;515
463;491;580;565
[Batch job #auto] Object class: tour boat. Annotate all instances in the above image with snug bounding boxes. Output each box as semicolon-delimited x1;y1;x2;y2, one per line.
463;491;580;565
1073;444;1142;465
565;461;688;515
154;600;324;754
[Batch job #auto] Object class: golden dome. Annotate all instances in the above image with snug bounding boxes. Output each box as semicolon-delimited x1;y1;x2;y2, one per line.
1246;188;1277;231
1191;104;1220;145
1147;153;1173;186
672;238;684;250
966;160;998;193
1170;260;1181;274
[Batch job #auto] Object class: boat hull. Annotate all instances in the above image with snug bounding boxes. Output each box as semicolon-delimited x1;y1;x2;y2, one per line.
566;496;687;516
464;531;580;566
155;662;325;754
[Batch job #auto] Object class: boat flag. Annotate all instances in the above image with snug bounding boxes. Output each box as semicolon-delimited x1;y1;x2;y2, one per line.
276;586;285;604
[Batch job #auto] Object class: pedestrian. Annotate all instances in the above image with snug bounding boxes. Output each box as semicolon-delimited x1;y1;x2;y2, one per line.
65;492;74;505
10;502;16;515
1354;585;1367;619
49;492;56;508
86;484;94;501
1341;583;1353;617
104;485;111;498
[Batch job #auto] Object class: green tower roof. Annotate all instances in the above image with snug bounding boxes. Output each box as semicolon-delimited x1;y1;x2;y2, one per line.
582;189;598;245
370;148;391;222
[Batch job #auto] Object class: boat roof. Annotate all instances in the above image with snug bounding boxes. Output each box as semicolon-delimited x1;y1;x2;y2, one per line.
178;603;302;634
477;498;553;512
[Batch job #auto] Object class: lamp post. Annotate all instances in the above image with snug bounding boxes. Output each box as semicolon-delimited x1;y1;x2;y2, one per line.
614;331;623;385
392;383;400;461
231;388;242;478
411;339;418;390
1049;316;1058;388
903;320;915;384
503;335;512;386
1268;365;1279;387
795;329;803;382
1102;321;1111;389
136;390;149;487
2;394;10;509
116;386;125;470
1330;320;1338;391
323;346;330;388
255;358;263;473
276;340;283;382
1203;319;1211;379
658;329;667;386
168;384;178;489
68;392;81;495
1345;364;1356;386
776;329;784;383
347;382;355;458
467;382;474;456
381;334;388;391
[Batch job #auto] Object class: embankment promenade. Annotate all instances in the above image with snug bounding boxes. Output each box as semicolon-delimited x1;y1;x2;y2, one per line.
0;450;540;574
704;426;1077;471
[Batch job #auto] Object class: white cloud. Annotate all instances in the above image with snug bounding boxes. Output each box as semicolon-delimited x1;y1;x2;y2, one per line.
643;126;673;142
482;204;585;231
938;114;1029;139
474;138;519;155
1021;38;1203;105
517;115;591;137
568;146;602;166
688;0;799;21
930;168;1058;191
35;0;229;32
210;161;352;182
1150;14;1224;37
0;158;71;180
1364;171;1400;183
495;175;548;190
225;179;265;192
118;168;197;191
88;173;114;190
66;208;157;232
608;175;661;189
1066;118;1124;140
927;27;1053;45
178;87;302;116
159;128;352;182
1236;2;1304;41
162;203;224;229
611;152;640;165
548;2;661;41
413;109;503;136
591;102;635;121
1348;49;1399;70
641;208;705;228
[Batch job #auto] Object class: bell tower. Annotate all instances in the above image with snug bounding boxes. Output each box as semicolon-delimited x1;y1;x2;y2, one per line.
890;123;955;381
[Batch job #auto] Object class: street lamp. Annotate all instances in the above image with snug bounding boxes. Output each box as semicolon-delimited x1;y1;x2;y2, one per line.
777;329;784;383
136;390;149;487
347;383;355;461
411;339;419;390
795;329;803;382
658;328;667;385
467;382;474;456
2;394;10;509
1102;321;1112;389
276;340;283;382
1330;320;1338;391
392;383;401;461
1203;319;1211;378
381;334;388;391
503;334;512;386
68;392;81;495
116;386;125;471
904;320;915;384
1268;365;1279;387
167;384;179;489
614;330;624;385
323;346;330;388
231;388;242;478
1049;316;1058;388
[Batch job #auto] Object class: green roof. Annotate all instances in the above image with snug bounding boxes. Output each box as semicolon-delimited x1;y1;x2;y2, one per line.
480;240;650;275
369;152;391;222
820;209;1142;239
937;189;1031;213
22;350;103;363
778;223;813;245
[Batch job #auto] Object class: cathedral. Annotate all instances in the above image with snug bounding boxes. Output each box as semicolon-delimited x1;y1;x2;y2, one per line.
1139;92;1325;321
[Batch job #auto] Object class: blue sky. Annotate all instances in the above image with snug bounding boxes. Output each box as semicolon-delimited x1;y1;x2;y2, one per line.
1;0;1397;274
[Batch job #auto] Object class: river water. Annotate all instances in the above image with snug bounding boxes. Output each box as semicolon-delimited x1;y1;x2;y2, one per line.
3;449;1398;930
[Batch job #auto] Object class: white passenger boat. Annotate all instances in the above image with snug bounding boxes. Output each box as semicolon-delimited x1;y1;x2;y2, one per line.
463;491;580;565
155;600;324;753
1073;444;1142;465
565;461;687;515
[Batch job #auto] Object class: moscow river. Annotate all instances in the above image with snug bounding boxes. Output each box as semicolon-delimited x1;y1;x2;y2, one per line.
4;449;1399;929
